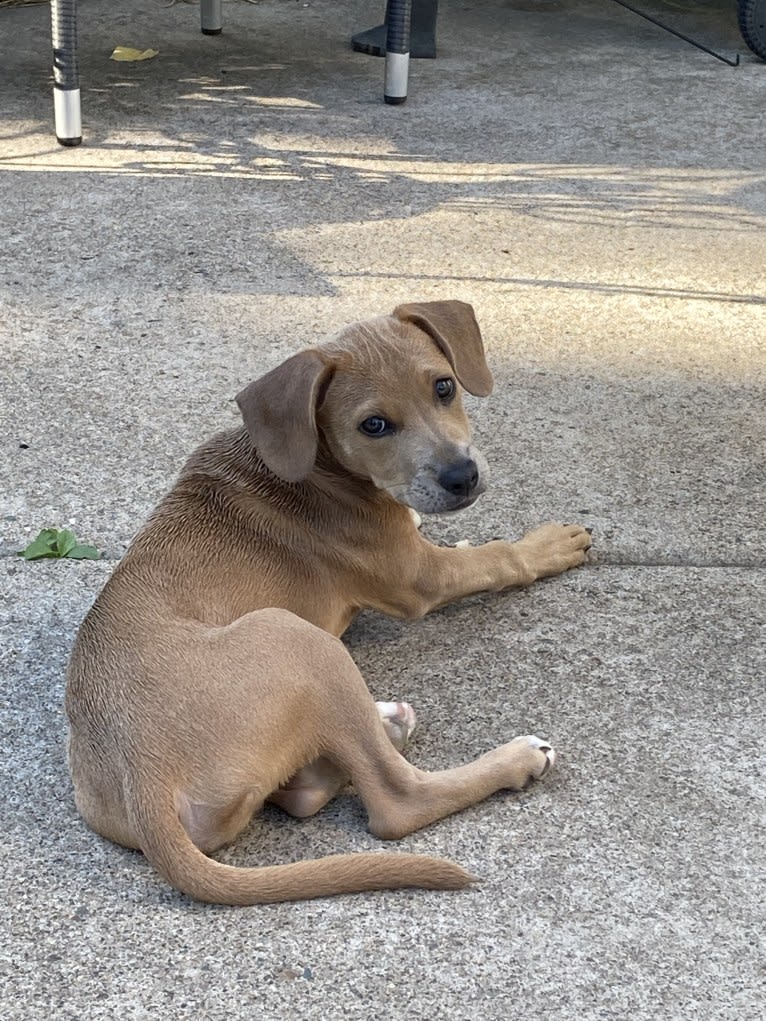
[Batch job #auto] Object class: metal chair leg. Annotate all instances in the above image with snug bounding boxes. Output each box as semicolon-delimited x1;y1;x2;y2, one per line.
384;0;412;104
51;0;82;145
201;0;223;35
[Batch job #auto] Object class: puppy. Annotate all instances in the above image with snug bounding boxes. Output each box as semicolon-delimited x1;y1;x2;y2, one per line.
66;300;591;904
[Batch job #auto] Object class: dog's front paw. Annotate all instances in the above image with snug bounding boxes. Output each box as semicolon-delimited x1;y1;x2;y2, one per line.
376;701;417;752
516;522;592;581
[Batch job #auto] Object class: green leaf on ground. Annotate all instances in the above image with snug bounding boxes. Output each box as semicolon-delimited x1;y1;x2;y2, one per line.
18;528;101;561
65;544;102;560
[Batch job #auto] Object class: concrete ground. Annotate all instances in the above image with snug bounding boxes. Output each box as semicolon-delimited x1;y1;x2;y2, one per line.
1;0;764;1017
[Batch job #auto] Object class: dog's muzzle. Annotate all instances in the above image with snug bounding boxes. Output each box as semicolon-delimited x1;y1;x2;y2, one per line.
389;449;488;515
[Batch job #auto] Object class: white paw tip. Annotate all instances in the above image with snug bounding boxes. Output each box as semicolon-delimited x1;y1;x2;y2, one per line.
376;700;417;727
526;734;556;772
454;539;471;549
376;700;399;716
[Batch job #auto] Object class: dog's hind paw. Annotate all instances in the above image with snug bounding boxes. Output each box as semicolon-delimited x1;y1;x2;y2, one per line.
408;508;423;530
376;701;417;752
522;735;556;779
485;734;558;791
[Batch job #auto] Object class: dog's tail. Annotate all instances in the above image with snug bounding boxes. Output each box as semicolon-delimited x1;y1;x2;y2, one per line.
128;790;475;905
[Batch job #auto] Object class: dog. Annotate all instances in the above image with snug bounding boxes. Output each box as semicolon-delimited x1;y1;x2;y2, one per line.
66;300;591;905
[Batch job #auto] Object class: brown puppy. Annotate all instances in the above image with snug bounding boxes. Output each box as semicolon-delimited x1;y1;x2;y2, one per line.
66;300;591;905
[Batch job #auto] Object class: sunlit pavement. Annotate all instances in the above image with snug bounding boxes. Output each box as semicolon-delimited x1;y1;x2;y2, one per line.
1;2;764;1017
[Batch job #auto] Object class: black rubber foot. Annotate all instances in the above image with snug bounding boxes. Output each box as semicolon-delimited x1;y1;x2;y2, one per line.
201;27;222;35
384;94;407;105
57;136;82;147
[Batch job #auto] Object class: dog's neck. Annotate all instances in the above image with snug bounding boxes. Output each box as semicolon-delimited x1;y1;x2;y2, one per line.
222;426;401;525
311;443;387;509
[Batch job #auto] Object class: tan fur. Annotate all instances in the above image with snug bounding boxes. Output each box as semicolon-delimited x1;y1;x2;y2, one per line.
66;300;591;905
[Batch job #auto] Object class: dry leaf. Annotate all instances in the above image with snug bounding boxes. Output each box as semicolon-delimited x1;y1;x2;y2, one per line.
110;46;159;62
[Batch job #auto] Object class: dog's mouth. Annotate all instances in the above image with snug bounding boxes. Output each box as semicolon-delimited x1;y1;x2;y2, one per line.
389;483;485;516
440;492;482;513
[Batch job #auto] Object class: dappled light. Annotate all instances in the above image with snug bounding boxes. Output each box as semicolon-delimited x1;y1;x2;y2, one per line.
2;129;764;238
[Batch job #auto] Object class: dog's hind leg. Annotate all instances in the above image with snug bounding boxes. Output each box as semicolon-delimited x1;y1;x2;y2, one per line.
266;641;554;838
322;697;556;842
356;734;556;841
268;701;417;818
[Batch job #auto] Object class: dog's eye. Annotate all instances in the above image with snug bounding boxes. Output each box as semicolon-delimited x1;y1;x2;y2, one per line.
359;416;394;437
435;377;456;402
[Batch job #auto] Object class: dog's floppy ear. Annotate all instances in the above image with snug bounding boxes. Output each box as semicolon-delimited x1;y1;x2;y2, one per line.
235;350;333;483
393;300;493;397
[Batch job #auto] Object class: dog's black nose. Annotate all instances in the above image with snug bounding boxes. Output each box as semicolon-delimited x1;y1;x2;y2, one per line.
438;458;479;498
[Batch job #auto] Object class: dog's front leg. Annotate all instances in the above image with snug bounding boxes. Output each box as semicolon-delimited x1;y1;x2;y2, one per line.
394;521;591;618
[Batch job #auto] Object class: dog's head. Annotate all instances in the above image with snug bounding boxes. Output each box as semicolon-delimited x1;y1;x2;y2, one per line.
236;300;494;514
